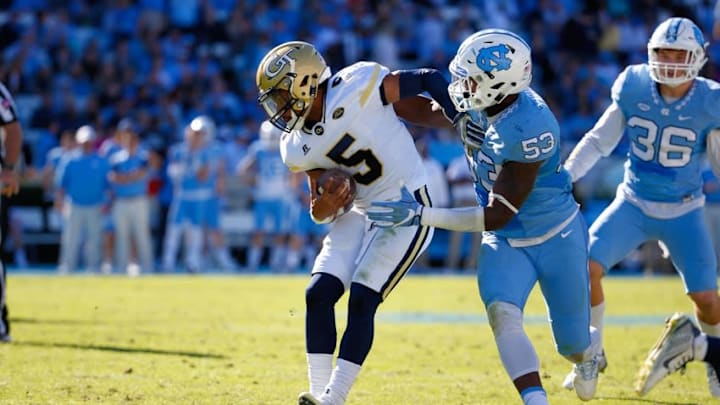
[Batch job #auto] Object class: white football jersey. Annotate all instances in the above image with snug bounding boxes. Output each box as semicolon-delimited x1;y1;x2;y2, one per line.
280;61;428;210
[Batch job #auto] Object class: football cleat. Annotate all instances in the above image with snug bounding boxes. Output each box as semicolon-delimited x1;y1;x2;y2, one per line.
562;349;607;390
635;313;699;396
0;333;11;343
298;392;323;405
572;354;600;401
707;364;720;397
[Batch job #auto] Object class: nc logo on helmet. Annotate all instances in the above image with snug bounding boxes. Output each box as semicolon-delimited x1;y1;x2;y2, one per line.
476;44;512;72
265;49;296;79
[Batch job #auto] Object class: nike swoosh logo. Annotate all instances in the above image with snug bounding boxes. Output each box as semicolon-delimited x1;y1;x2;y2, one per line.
678;115;692;121
560;230;572;238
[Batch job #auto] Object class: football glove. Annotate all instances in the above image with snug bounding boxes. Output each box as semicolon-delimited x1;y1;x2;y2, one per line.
453;112;487;150
367;185;423;228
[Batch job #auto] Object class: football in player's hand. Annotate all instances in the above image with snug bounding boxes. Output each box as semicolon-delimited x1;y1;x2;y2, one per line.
317;168;357;214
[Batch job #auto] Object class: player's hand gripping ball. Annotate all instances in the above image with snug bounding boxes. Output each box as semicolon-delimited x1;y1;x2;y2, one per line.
317;168;357;216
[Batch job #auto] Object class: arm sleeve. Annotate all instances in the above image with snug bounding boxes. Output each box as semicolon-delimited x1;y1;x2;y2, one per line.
395;69;458;121
420;205;485;232
563;101;626;182
0;83;18;124
707;129;720;179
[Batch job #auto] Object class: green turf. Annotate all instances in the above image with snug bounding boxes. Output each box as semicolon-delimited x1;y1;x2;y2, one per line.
0;274;711;404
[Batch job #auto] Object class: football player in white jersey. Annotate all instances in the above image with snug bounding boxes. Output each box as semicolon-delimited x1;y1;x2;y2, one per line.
561;17;720;397
256;41;471;405
368;29;601;404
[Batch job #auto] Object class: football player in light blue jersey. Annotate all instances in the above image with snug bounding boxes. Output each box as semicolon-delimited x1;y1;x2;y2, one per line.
368;29;601;404
195;116;238;271
161;119;214;273
563;17;720;398
237;120;296;272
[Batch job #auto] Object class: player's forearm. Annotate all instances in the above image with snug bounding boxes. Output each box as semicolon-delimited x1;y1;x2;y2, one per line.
564;102;625;181
707;129;720;179
3;121;22;167
393;96;453;129
420;206;485;232
385;69;458;121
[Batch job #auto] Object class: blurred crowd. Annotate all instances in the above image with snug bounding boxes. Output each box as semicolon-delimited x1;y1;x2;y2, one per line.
1;0;720;274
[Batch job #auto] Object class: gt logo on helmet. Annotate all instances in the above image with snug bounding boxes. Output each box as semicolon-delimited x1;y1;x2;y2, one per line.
265;49;296;79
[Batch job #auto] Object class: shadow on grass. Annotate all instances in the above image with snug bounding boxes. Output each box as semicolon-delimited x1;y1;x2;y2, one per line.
599;396;700;405
11;317;102;325
13;340;227;359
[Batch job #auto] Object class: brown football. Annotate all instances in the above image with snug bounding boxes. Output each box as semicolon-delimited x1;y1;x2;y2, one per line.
317;168;357;214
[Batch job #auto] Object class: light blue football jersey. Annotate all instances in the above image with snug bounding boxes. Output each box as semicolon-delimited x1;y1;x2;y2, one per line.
613;64;720;202
466;88;577;239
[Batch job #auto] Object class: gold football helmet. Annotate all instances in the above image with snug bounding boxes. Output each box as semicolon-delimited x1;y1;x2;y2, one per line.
256;41;331;132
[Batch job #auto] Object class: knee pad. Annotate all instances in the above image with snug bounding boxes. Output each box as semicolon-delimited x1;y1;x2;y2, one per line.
487;301;523;336
305;273;345;309
347;283;382;317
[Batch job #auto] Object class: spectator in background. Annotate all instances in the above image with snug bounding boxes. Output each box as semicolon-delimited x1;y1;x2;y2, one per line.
0;80;24;343
108;119;154;275
714;0;720;40
98;122;124;274
55;125;110;274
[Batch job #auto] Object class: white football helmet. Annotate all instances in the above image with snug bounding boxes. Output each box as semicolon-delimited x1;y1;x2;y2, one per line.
448;29;532;111
256;41;331;132
188;115;216;142
259;119;282;145
647;17;707;86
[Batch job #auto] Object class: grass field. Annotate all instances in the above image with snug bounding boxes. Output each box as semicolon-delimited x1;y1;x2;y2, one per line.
0;273;712;404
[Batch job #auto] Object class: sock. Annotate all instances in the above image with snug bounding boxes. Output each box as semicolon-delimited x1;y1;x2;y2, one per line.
247;246;262;270
286;249;300;272
581;326;601;362
590;302;605;347
185;227;203;271
321;358;361;405
695;334;709;362
307;353;333;398
520;387;548;405
696;319;720;372
270;247;286;271
214;247;235;269
162;226;182;270
698;319;720;337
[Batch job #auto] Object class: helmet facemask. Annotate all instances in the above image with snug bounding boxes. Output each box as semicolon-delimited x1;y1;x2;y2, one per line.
648;47;706;87
258;75;316;132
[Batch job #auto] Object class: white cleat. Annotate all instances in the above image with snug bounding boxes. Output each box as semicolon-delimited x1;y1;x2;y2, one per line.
572;354;600;401
298;392;323;405
635;312;699;396
562;349;607;390
707;364;720;397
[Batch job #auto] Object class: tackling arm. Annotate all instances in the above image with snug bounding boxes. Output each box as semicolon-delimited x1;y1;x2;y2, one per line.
381;69;458;126
369;160;541;232
563;101;625;182
420;160;541;231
